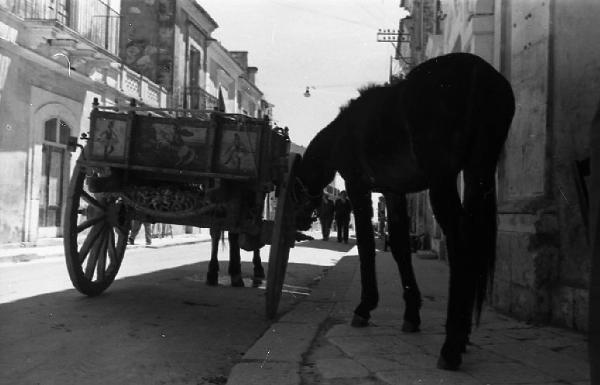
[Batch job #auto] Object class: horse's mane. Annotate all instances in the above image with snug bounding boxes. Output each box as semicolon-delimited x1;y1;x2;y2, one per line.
338;81;404;116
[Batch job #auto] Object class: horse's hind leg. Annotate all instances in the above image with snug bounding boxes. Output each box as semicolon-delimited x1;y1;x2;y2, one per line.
385;193;422;332
347;187;379;327
206;227;221;286
252;249;265;286
429;179;473;370
228;232;245;287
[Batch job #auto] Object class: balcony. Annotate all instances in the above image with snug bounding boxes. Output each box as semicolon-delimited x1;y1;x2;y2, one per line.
7;0;119;56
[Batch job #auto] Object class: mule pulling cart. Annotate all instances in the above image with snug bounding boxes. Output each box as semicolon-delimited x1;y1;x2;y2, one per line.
63;99;300;318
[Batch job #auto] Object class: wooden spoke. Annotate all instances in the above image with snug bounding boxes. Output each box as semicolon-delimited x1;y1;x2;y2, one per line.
96;230;109;282
76;215;106;234
107;228;117;265
81;191;106;211
84;227;105;280
78;223;104;263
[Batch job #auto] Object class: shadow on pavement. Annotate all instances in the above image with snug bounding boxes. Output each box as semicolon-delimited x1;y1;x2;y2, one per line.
0;260;325;385
295;238;355;252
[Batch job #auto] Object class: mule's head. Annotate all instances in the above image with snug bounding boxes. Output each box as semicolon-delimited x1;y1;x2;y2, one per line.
292;177;321;231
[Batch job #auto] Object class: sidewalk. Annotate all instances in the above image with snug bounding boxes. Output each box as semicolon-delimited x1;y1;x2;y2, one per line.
0;233;212;264
227;244;591;385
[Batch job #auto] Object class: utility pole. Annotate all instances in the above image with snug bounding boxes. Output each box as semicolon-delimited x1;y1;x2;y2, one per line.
376;27;410;82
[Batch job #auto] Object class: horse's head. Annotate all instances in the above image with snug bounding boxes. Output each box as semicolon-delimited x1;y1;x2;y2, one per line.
292;176;322;231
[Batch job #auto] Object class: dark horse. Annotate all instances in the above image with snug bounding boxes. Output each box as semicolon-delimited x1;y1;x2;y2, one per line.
205;228;265;287
294;53;515;370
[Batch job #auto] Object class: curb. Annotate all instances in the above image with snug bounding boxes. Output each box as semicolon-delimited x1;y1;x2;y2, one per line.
0;236;212;264
225;252;360;385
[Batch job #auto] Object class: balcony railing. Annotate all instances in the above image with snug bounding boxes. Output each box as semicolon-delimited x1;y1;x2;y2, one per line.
5;0;120;55
120;65;168;108
184;86;220;111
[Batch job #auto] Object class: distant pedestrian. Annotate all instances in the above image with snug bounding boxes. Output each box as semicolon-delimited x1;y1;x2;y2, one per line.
377;196;386;239
334;191;352;244
318;195;335;240
129;220;152;246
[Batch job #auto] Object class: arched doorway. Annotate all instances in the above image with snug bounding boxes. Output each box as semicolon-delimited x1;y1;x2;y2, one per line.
38;117;71;233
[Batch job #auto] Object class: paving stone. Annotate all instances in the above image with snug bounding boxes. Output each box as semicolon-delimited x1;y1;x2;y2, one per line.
376;368;482;385
464;361;558;384
326;323;399;338
225;362;299;385
316;358;370;379
460;345;514;364
329;335;419;358
356;352;437;371
485;342;591;382
278;301;334;324
243;322;318;363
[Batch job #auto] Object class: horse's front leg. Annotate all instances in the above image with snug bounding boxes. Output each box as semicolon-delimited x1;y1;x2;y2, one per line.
347;188;378;327
206;227;221;286
385;193;422;332
228;232;245;287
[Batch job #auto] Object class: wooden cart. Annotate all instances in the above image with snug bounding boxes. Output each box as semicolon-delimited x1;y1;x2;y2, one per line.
63;100;299;318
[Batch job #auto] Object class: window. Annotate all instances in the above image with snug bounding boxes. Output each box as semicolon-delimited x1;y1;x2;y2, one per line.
188;47;201;109
39;118;70;227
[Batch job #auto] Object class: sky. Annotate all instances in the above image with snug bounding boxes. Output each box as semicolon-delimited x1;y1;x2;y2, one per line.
200;0;407;147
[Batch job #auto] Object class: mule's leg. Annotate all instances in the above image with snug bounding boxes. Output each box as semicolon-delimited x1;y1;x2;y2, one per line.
429;180;473;370
385;193;422;333
228;232;245;287
252;249;265;285
347;187;378;327
206;227;221;286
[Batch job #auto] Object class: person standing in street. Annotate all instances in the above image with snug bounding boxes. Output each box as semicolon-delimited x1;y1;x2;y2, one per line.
334;191;352;244
129;220;152;246
318;194;335;240
377;196;386;239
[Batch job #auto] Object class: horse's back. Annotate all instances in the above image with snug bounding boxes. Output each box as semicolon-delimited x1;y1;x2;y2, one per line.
403;53;515;181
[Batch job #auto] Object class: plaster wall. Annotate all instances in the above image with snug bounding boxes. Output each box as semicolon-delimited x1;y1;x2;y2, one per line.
0;51;28;242
548;0;600;329
502;0;549;200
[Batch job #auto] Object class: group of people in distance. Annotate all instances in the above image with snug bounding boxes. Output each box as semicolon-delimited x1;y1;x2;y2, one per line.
317;192;388;245
316;191;352;244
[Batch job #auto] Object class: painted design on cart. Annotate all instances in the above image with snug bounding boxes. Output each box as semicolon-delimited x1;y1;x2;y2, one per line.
219;130;257;173
92;118;128;160
131;118;210;170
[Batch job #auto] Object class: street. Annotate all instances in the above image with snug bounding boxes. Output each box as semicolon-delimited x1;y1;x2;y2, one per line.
0;237;355;385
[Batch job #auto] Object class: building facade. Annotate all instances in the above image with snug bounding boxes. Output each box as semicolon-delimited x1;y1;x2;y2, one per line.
0;0;273;244
401;0;600;330
0;0;168;244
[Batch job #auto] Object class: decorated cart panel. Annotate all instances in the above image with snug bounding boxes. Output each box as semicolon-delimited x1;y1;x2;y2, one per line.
86;110;286;182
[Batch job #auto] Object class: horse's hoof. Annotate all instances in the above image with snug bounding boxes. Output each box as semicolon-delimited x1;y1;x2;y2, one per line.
437;344;462;371
351;314;370;328
231;275;245;287
252;278;263;287
401;320;420;333
436;354;462;371
206;272;219;286
460;337;472;353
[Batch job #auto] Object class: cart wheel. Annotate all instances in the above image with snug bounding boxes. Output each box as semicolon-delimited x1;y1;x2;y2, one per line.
63;161;130;296
266;153;301;319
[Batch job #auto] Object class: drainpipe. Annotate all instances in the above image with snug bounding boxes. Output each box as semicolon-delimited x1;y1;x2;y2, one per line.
183;18;190;108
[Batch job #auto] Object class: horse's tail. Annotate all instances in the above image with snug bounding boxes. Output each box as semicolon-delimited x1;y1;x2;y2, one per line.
463;172;498;326
464;60;514;326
